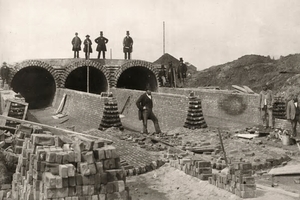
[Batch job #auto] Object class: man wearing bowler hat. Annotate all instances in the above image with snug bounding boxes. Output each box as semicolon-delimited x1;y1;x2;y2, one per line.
71;32;82;58
95;31;109;59
123;31;133;60
83;35;92;60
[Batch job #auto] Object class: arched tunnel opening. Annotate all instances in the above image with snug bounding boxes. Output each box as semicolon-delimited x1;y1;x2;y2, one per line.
11;66;56;109
116;66;158;91
65;66;108;94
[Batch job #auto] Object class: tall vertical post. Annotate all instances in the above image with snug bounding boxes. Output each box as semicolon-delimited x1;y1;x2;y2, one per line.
163;21;165;54
110;48;112;59
87;43;90;93
87;65;89;93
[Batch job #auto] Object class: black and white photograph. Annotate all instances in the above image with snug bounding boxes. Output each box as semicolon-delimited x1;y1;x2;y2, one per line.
0;0;300;199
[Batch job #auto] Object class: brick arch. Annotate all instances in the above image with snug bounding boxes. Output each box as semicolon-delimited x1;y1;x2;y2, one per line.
9;60;59;87
112;60;159;87
62;60;110;88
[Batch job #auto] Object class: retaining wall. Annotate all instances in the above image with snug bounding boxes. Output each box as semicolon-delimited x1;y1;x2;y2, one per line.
51;88;261;133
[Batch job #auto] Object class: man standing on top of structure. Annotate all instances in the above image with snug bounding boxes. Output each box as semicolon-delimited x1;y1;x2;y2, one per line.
71;32;82;58
95;31;109;59
123;31;133;60
177;57;187;84
259;83;274;129
83;35;92;60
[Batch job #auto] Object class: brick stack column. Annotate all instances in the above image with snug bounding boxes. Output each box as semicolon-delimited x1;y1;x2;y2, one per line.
184;91;207;129
11;132;131;200
209;162;256;198
170;157;212;181
99;97;123;131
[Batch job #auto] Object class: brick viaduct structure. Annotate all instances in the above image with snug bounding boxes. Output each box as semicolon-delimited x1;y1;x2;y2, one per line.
7;59;160;108
4;58;263;130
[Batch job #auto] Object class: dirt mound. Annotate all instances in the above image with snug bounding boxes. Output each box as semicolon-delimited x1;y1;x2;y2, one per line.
185;54;300;99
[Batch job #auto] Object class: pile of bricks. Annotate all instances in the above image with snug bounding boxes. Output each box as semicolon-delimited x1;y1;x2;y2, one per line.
99;97;123;131
13;124;43;154
184;92;207;129
208;162;256;198
169;157;212;180
11;133;131;200
0;184;11;200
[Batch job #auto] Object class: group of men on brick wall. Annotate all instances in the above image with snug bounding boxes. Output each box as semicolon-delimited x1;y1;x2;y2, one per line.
159;58;188;88
72;31;133;60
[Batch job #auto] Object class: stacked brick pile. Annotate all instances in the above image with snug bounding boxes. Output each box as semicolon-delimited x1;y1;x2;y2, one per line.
99;97;123;131
170;158;212;180
208;162;256;198
273;97;286;119
184;92;207;129
11;133;131;200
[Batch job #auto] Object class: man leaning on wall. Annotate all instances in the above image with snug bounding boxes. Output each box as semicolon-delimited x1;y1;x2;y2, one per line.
259;83;274;129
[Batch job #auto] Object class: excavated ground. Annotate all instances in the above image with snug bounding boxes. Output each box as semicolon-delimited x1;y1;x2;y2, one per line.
23;107;300;199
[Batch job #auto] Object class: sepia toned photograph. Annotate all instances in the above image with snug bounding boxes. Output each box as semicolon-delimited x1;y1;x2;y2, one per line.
0;0;300;199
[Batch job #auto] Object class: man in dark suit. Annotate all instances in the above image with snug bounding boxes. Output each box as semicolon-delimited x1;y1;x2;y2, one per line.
1;62;9;87
71;32;82;58
83;35;92;60
136;87;162;135
95;31;109;59
123;31;133;60
287;95;300;138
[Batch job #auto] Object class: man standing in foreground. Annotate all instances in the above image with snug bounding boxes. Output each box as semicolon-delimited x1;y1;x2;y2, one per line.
287;95;300;138
123;31;133;60
259;84;274;129
71;32;82;58
136;86;162;135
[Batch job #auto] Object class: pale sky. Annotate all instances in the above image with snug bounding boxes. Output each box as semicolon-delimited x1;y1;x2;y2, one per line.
1;0;300;70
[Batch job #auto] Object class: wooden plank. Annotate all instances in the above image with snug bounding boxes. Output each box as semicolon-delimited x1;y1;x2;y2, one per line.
0;115;112;142
235;133;259;139
0;101;11;126
243;85;255;94
257;184;300;198
232;85;247;93
268;164;300;175
55;94;67;115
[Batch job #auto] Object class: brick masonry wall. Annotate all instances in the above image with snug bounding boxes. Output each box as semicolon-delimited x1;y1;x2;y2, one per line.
52;88;105;129
111;88;261;132
51;88;261;133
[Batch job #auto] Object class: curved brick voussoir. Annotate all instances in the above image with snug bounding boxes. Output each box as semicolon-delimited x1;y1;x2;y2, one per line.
62;60;110;88
9;60;59;88
113;60;159;88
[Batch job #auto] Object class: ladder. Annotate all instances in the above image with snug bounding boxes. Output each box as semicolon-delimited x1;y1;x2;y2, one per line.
0;99;28;127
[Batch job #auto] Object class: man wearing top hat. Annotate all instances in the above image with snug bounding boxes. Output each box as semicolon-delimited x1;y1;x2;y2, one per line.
1;62;10;87
177;57;187;84
123;31;133;60
83;35;92;60
71;32;82;58
95;31;109;59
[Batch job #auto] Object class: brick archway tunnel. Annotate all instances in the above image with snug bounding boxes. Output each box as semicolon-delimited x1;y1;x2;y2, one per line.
65;66;108;94
114;60;159;91
11;66;56;109
116;66;158;91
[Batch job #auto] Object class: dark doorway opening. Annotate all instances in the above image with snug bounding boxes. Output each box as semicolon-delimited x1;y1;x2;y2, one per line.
116;66;158;91
11;66;56;109
65;66;108;94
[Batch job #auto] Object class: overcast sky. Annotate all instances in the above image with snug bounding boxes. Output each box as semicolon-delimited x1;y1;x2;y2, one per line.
1;0;300;70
